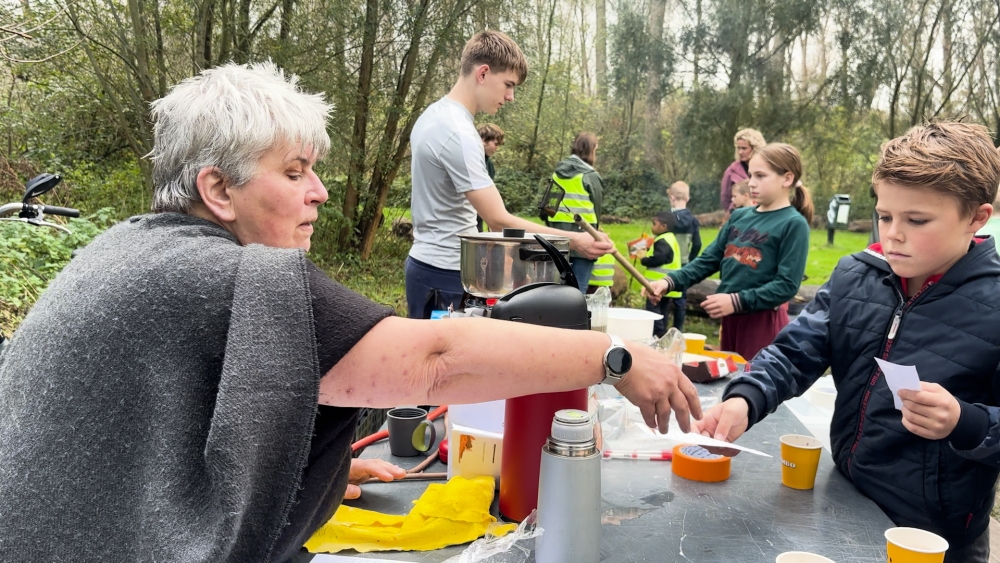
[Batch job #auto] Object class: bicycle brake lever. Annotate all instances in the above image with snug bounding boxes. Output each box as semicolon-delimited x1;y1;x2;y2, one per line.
0;216;73;234
29;219;72;234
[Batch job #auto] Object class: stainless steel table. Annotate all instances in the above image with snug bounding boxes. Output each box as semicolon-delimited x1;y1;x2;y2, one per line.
306;379;893;562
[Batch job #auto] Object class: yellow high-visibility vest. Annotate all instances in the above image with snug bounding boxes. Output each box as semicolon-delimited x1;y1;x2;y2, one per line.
548;173;597;226
589;253;616;287
644;232;682;298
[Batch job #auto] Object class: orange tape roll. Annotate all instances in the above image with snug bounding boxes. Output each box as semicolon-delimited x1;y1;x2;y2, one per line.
671;444;731;482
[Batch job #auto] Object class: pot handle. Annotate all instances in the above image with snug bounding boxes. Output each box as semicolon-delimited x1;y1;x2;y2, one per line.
519;247;560;262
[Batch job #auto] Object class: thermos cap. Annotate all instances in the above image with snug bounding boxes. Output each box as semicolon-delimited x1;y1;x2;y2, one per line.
551;409;594;443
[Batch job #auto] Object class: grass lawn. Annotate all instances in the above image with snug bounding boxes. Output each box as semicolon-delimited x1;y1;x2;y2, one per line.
597;222;872;286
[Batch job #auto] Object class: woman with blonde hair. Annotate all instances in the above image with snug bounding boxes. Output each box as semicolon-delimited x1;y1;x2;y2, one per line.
720;128;766;211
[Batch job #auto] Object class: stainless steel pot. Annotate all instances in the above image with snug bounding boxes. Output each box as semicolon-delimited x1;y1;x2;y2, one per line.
459;231;571;298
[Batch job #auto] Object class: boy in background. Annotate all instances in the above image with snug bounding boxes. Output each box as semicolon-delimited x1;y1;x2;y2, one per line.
478;123;504;181
667;181;702;331
476;124;504;231
696;122;1000;562
723;180;752;224
641;211;681;337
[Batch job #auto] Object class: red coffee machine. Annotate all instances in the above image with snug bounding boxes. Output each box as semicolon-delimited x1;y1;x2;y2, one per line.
488;236;591;522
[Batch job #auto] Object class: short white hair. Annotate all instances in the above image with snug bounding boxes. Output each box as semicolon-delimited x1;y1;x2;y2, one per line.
148;61;332;213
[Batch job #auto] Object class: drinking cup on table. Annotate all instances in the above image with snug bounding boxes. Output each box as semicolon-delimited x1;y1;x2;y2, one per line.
387;407;437;457
683;333;707;354
779;434;823;490
884;527;948;563
776;552;835;563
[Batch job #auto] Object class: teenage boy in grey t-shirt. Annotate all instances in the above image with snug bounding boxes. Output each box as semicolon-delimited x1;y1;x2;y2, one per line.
406;30;613;319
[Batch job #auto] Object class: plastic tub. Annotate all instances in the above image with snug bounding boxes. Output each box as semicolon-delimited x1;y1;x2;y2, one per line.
606;308;663;341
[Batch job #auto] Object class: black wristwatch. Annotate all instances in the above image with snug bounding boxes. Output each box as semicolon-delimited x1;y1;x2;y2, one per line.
601;334;632;386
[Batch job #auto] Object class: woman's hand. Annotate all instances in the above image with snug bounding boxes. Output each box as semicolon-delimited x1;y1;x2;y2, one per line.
613;342;703;434
343;459;407;500
898;383;962;440
701;293;737;319
693;398;750;442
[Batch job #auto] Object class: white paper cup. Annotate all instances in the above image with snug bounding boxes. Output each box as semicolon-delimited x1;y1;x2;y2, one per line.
776;553;835;563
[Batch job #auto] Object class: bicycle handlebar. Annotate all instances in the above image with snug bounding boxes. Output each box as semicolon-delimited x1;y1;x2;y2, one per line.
41;205;81;218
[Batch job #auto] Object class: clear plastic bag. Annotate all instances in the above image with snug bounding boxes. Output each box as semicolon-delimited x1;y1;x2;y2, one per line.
595;328;719;454
441;510;543;563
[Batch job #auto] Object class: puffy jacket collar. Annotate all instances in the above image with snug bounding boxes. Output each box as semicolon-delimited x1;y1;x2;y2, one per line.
854;237;1000;296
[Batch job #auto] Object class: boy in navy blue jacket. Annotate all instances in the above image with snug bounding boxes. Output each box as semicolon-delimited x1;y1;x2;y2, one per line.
696;122;1000;563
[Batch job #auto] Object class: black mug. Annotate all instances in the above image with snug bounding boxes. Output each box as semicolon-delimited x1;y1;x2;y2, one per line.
387;407;437;457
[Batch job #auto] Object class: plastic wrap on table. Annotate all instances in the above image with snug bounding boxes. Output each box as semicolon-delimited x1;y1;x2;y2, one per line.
441;510;542;563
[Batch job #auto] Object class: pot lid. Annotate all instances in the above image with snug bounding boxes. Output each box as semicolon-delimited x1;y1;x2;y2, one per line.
458;230;571;244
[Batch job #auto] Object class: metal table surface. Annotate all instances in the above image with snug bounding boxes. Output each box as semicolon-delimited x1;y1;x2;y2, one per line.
311;379;893;562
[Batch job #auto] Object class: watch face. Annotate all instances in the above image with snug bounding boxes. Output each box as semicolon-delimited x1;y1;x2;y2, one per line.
607;347;632;375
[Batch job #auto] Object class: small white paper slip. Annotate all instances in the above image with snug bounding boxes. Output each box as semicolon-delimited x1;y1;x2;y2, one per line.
874;358;922;410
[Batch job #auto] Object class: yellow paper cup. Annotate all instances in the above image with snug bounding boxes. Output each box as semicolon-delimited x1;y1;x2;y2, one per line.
885;527;948;563
776;553;835;563
683;333;707;354
779;434;823;490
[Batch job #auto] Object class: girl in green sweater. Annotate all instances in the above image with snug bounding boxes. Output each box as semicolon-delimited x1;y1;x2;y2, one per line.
650;143;813;360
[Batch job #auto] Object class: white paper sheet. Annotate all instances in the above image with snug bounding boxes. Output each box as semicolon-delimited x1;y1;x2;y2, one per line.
310;555;406;563
874;358;922;410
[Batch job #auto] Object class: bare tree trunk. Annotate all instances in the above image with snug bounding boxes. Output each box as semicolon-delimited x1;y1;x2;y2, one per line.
65;1;154;189
595;0;607;100
152;0;167;94
219;0;232;62
798;34;808;99
356;0;432;256
280;0;294;42
643;0;667;168
127;0;157;104
194;0;215;71
526;0;558;171
910;1;945;126
356;0;474;258
578;0;591;97
692;0;701;88
941;0;953;115
819;13;828;82
339;0;379;249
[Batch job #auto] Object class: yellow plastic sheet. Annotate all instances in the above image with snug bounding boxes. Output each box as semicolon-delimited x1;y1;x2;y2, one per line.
305;476;517;554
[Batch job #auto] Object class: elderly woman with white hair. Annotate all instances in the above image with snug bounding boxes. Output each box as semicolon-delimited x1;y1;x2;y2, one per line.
0;63;701;563
720;128;766;211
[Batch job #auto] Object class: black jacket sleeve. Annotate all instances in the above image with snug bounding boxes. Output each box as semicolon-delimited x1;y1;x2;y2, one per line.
640;238;674;268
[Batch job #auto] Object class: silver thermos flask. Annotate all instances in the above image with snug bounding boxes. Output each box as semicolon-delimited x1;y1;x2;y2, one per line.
535;409;601;563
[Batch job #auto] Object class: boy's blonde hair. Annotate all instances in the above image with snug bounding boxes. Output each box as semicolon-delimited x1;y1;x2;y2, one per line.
873;122;1000;217
478;123;505;144
461;31;528;85
732;180;751;196
668;181;690;200
733;128;766;160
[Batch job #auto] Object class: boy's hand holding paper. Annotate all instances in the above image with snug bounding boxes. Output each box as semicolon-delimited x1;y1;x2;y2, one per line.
875;358;961;440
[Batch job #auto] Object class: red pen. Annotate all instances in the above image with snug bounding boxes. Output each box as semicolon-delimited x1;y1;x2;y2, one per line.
602;450;673;461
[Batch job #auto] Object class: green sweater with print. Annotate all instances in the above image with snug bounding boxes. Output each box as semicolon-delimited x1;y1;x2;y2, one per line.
667;206;809;313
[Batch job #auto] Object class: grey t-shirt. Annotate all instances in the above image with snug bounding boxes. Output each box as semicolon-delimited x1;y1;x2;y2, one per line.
409;97;494;270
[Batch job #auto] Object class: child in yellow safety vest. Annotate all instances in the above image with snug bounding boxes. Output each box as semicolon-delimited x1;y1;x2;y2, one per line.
641;211;682;337
587;253;616;293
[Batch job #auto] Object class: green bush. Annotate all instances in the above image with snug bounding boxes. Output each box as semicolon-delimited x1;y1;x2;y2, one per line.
0;208;117;335
495;169;546;216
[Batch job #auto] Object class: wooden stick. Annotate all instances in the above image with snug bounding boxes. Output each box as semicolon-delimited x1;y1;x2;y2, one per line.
364;472;448;484
574;215;658;295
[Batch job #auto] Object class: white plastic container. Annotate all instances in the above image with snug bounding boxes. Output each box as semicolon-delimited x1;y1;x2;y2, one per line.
606;308;662;341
